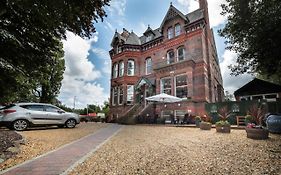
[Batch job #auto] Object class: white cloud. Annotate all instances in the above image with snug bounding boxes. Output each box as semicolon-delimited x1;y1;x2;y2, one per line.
176;0;227;27
58;32;109;108
220;50;253;95
134;21;147;36
106;0;127;26
92;48;112;75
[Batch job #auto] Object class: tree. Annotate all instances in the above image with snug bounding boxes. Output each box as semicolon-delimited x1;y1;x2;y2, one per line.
0;0;109;104
219;0;281;77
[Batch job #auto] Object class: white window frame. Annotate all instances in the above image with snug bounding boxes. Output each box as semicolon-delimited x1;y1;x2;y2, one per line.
175;24;181;37
113;63;118;78
112;87;118;106
119;61;124;77
160;77;172;95
127;85;134;105
175;74;188;98
127;59;135;76
167;27;173;39
167;50;175;64
118;86;124;105
177;46;185;61
145;57;152;75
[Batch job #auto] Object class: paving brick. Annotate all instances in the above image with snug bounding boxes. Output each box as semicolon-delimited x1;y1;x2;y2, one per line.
0;124;122;175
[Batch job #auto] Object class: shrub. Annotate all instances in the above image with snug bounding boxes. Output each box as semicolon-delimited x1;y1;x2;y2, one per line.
218;106;232;121
247;104;266;126
215;120;230;127
195;116;201;121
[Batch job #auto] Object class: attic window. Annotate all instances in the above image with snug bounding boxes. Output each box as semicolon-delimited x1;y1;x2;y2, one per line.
146;35;153;42
167;27;173;39
175;24;181;36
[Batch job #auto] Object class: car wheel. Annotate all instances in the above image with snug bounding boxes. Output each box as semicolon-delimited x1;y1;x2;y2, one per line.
65;119;76;128
13;119;29;131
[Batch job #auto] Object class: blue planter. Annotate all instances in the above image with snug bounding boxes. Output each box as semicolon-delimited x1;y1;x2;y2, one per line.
266;114;281;134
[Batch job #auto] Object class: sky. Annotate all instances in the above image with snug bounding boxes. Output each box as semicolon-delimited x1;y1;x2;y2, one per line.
58;0;253;109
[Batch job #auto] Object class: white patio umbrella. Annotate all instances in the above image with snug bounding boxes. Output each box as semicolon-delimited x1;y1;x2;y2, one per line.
145;93;182;103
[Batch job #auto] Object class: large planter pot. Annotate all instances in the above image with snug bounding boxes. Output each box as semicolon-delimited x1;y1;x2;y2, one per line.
195;120;201;127
266;114;281;134
216;125;231;133
200;122;212;130
245;127;269;140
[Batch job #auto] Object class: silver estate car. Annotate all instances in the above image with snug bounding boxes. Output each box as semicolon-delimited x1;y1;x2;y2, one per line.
0;103;80;131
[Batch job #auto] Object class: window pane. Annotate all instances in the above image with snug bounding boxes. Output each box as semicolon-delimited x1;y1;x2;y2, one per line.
175;24;181;36
167;51;175;64
161;78;172;95
168;27;173;39
127;60;135;76
127;85;134;104
178;47;185;61
113;87;118;105
176;75;188;98
146;58;152;74
45;106;59;112
119;87;124;104
113;63;118;78
119;61;124;77
24;105;44;111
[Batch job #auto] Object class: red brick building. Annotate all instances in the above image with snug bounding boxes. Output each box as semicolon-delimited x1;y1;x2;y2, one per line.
109;0;224;121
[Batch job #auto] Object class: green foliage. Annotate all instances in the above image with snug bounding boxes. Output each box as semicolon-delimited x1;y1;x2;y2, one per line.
245;114;254;123
219;0;281;77
195;116;202;121
0;0;109;104
215;120;230;127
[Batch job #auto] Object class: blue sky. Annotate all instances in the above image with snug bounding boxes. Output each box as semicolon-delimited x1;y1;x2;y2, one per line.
58;0;253;108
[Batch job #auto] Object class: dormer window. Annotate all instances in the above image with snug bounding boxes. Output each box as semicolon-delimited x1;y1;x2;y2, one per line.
146;35;153;42
117;45;122;53
175;24;181;36
167;27;173;39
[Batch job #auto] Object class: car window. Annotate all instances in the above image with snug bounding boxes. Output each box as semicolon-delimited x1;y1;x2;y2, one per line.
45;106;60;112
21;105;44;111
0;104;15;110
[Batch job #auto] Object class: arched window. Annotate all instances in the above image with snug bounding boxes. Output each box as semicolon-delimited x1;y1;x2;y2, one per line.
119;61;124;77
127;59;135;76
145;57;152;74
167;27;173;39
167;50;175;64
112;63;118;78
175;24;181;36
177;47;185;61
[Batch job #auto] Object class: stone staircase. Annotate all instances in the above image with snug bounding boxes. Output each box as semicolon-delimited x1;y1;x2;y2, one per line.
117;103;153;124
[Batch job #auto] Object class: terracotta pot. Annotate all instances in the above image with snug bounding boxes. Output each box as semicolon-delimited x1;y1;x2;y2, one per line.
216;126;231;133
245;127;269;140
200;122;211;130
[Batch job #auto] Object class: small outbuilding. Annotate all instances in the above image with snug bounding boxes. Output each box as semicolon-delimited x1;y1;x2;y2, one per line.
234;78;281;102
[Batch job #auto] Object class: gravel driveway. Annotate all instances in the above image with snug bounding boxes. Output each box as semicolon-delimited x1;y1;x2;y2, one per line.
0;122;108;171
69;125;281;175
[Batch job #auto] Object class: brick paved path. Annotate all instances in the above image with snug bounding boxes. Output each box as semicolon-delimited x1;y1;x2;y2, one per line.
0;124;123;175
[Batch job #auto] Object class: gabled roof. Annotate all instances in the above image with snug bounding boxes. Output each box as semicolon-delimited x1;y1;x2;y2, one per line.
110;31;125;47
125;31;141;45
135;77;155;90
143;26;155;36
234;78;281;96
140;28;162;44
160;4;188;29
185;8;204;24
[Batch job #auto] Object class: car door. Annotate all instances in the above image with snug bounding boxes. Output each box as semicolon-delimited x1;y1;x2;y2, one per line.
22;105;47;125
44;105;65;124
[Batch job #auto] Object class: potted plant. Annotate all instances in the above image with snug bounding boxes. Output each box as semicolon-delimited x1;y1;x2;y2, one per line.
194;116;201;127
245;114;254;125
245;104;269;140
200;114;212;130
216;106;231;133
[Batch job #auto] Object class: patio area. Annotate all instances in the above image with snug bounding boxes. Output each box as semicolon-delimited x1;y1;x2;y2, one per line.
69;125;281;175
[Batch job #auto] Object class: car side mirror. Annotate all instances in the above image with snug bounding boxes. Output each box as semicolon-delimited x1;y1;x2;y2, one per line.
57;110;65;114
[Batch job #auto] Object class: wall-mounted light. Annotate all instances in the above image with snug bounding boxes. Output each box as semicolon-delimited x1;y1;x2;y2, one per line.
164;104;167;108
178;103;181;106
